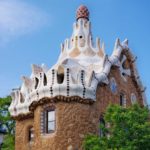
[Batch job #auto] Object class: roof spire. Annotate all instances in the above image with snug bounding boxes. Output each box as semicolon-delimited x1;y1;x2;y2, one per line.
76;5;89;21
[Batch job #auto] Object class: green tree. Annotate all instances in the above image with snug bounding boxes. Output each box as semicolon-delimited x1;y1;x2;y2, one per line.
0;96;15;150
83;104;150;150
1;134;15;150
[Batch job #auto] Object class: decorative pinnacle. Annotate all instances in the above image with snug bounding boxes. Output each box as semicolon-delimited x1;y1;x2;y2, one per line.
76;5;89;21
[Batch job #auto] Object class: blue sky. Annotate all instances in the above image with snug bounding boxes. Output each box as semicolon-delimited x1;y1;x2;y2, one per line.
0;0;150;105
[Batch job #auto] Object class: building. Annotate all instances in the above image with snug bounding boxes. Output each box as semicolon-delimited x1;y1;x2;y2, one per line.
9;5;147;150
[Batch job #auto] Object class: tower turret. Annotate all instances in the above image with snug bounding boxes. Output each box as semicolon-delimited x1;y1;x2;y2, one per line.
76;5;89;21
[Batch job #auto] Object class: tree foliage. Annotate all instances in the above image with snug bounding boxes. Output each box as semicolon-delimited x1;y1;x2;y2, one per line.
0;96;15;150
1;134;15;150
83;104;150;150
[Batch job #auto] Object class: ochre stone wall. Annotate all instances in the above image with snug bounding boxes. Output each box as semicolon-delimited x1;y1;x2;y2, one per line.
15;119;34;150
15;64;143;150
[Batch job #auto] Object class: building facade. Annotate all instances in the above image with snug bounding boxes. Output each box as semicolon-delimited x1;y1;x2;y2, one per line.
9;5;147;150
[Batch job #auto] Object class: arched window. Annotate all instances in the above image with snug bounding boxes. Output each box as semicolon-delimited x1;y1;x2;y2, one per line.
131;93;137;104
43;73;47;86
28;126;34;143
42;106;56;134
120;93;126;107
20;93;25;103
99;115;105;137
57;65;64;84
57;73;64;84
35;77;39;89
110;78;117;94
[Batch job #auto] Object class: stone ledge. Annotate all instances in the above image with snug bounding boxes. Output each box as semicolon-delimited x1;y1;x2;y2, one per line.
12;96;94;120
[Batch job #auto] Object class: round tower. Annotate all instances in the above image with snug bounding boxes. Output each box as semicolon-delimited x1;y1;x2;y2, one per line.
9;5;146;150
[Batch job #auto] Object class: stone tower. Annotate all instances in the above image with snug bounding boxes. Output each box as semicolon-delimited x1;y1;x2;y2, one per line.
9;5;147;150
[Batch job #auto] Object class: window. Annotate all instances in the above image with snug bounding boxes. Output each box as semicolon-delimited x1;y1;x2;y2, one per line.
79;35;83;39
41;106;56;135
20;93;25;103
46;109;55;133
57;66;64;84
110;78;117;94
99;116;105;137
43;74;47;86
57;73;64;84
120;93;126;107
120;94;123;106
131;93;137;104
35;77;39;89
28;127;34;143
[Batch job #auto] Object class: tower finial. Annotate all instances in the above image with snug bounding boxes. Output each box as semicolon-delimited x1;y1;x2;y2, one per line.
76;5;89;21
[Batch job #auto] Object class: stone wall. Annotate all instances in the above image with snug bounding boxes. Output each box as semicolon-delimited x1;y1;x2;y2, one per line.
15;65;143;150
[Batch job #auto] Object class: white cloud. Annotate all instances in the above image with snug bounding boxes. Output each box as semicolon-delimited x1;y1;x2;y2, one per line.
0;0;49;45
